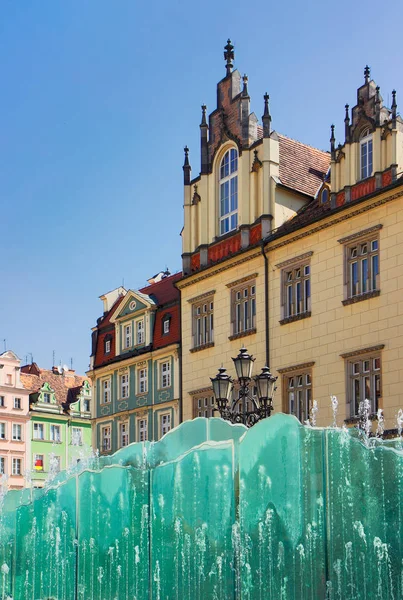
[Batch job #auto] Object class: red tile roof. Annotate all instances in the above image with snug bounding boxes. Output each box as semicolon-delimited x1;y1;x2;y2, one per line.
278;134;330;198
139;272;182;305
153;304;180;350
20;366;90;410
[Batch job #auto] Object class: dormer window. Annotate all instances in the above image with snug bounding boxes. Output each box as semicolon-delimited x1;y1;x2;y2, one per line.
104;337;111;354
360;129;373;180
321;188;329;204
219;148;238;235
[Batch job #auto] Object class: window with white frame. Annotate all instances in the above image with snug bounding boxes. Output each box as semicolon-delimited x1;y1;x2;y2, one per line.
193;394;216;418
12;458;22;476
284;370;312;423
0;423;5;440
102;378;111;403
0;396;4;407
13;397;21;409
138;418;148;442
33;423;44;440
282;262;311;320
124;324;132;349
344;234;379;300
101;425;111;452
83;398;90;413
231;281;256;335
347;353;381;417
0;457;5;474
160;413;171;437
43;393;51;403
160;361;171;388
138;368;147;394
50;424;61;443
52;456;61;473
105;339;111;354
120;372;129;399
120;421;129;447
192;298;214;348
219;148;238;235
163;318;170;334
71;427;82;446
12;424;22;441
33;454;44;471
360;129;373;180
136;320;145;345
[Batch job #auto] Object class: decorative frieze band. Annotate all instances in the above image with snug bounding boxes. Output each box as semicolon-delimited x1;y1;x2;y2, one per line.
337;224;383;245
188;385;213;396
340;344;385;359
187;290;216;304
277;361;315;374
275;251;313;269
226;273;258;288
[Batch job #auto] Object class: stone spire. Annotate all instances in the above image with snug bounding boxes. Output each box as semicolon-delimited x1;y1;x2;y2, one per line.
224;39;234;77
200;105;209;174
391;89;397;129
330;125;336;160
364;65;370;84
344;104;350;142
262;93;271;138
183;146;191;185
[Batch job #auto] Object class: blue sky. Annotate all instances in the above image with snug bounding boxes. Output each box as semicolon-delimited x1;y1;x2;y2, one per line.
0;0;401;373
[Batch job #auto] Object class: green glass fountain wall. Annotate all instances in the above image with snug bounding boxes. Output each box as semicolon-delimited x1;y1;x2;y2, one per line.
1;414;402;599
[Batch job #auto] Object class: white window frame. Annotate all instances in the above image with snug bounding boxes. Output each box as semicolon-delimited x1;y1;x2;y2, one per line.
12;458;22;476
33;454;44;472
231;281;256;335
160;413;171;438
219;148;238;235
138;418;148;442
163;319;170;334
33;422;44;440
43;392;51;404
120;421;129;447
83;398;90;413
71;427;83;446
13;397;21;409
192;299;214;348
105;339;111;354
160;361;171;389
101;425;111;452
138;367;148;394
120;372;129;399
102;378;111;404
136;319;145;345
50;424;61;443
360;129;373;180
12;424;22;441
193;394;216;418
124;323;132;349
0;423;6;440
0;456;5;475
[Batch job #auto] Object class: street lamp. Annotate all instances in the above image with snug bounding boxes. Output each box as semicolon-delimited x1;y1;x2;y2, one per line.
210;347;277;427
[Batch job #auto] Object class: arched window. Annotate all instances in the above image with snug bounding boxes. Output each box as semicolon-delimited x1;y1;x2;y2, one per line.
219;148;238;235
321;188;329;204
360;128;373;180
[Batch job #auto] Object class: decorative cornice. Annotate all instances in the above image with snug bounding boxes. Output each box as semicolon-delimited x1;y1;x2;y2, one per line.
267;189;403;253
340;344;385;359
342;290;380;306
189;385;213;396
189;342;214;354
228;328;257;341
277;361;315;375
187;290;216;304
275;251;313;269
226;273;258;288
337;224;383;245
279;311;311;326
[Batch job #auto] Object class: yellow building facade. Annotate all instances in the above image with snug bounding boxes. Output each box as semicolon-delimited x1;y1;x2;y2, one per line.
178;43;403;430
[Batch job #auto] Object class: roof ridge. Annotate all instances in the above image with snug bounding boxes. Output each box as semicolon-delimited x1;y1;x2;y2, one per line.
278;132;330;155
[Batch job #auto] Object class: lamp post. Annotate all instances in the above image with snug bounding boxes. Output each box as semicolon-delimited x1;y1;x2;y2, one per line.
210;347;277;427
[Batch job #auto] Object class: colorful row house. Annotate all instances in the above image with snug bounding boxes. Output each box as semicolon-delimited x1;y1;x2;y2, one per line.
176;41;403;430
87;271;181;454
20;363;92;487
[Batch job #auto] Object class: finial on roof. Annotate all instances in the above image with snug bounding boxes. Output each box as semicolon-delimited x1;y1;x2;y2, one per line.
364;65;370;84
262;93;271;138
330;124;336;159
200;104;207;127
242;74;249;97
391;89;397;128
375;86;381;125
344;104;350;142
183;146;191;185
224;39;234;77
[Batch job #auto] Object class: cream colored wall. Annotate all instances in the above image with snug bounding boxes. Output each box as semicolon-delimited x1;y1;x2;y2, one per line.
268;189;403;429
180;250;266;422
274;188;306;228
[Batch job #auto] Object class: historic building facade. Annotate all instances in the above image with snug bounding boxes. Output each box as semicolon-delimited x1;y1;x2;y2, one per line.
0;351;30;489
20;364;92;487
87;271;181;453
177;42;403;430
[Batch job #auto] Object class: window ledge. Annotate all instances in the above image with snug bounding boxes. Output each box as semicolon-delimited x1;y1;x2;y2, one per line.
280;312;311;326
228;328;257;341
342;290;380;306
190;342;214;353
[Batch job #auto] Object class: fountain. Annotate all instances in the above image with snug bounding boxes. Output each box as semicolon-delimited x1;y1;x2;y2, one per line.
0;412;402;599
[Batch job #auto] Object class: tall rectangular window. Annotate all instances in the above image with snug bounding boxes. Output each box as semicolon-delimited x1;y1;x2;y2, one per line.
71;427;82;446
33;454;44;472
0;423;6;440
50;424;61;443
0;396;4;407
231;281;256;335
12;458;22;476
120;422;129;447
43;393;51;403
102;379;111;403
345;237;379;300
284;371;312;423
138;419;148;442
33;423;44;440
160;414;171;437
192;299;214;349
193;394;216;418
120;373;129;399
124;324;132;349
138;368;147;394
13;397;21;409
101;425;111;452
348;354;381;417
360;132;373;180
136;320;145;345
160;361;171;388
0;457;5;474
282;263;311;320
12;424;22;441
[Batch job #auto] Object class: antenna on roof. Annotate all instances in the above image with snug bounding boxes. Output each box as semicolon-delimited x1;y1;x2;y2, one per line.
122;277;125;288
3;339;6;352
29;352;33;364
52;350;55;367
70;358;73;370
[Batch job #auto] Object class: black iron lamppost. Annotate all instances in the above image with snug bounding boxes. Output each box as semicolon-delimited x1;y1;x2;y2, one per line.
210;347;277;427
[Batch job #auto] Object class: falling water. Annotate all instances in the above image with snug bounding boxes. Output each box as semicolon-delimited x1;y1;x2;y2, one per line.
331;396;338;427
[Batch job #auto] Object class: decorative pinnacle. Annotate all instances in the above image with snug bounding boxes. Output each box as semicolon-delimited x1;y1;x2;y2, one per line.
364;65;370;84
224;39;234;76
344;104;350;122
183;146;189;166
201;104;207;126
242;74;249;97
392;89;397;109
262;93;271;138
263;93;270;115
